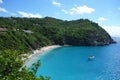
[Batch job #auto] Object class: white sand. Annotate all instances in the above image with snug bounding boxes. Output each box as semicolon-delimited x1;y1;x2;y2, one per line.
23;45;61;68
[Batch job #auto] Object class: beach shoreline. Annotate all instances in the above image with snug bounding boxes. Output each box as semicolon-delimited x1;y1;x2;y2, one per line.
23;45;61;68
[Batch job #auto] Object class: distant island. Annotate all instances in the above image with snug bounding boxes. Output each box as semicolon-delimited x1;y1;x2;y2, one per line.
0;17;116;80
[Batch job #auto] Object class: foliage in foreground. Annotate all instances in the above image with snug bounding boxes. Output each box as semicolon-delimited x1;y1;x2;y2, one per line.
0;50;50;80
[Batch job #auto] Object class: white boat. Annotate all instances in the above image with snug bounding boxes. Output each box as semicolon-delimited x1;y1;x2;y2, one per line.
88;56;95;60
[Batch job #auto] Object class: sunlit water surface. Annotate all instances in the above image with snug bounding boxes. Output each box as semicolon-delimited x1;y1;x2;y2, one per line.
35;37;120;80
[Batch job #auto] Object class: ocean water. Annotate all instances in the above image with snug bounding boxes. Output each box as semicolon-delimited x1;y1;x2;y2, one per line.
35;37;120;80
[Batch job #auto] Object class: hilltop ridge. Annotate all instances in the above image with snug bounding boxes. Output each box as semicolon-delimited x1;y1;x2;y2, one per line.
0;17;115;51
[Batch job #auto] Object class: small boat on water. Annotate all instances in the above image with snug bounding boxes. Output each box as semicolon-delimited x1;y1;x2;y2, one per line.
88;56;95;60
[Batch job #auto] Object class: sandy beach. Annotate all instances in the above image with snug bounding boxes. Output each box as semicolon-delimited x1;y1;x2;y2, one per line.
23;45;61;68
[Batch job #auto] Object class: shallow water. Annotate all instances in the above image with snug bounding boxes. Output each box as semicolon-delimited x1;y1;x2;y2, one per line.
35;37;120;80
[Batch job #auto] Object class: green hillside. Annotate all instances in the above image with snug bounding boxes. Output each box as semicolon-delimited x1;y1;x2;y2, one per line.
0;17;115;50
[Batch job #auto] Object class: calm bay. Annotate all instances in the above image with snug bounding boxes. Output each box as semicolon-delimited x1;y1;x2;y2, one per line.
35;37;120;80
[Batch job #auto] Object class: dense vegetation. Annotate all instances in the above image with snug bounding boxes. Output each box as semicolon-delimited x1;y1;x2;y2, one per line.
0;17;115;49
0;50;50;80
0;17;115;80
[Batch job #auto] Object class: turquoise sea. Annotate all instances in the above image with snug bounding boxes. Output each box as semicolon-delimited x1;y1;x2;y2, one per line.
35;37;120;80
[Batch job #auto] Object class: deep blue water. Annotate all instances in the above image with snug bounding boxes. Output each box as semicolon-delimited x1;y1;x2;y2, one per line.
36;37;120;80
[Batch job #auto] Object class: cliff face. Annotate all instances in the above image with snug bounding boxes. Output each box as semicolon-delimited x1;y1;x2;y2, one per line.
57;19;115;46
76;29;116;46
42;17;116;46
83;33;115;46
64;30;115;46
0;17;116;51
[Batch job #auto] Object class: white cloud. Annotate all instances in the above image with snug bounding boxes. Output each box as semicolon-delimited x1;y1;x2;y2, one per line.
102;26;120;37
70;5;95;15
62;5;95;15
61;9;68;14
0;7;8;13
0;0;3;4
97;17;107;21
18;11;42;18
52;0;61;7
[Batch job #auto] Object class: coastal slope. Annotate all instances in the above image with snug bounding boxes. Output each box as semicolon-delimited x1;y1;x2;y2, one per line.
0;17;115;51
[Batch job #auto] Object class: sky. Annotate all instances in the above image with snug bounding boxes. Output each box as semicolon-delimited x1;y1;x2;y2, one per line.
0;0;120;37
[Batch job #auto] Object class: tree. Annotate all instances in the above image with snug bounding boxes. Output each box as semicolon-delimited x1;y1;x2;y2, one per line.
0;50;50;80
